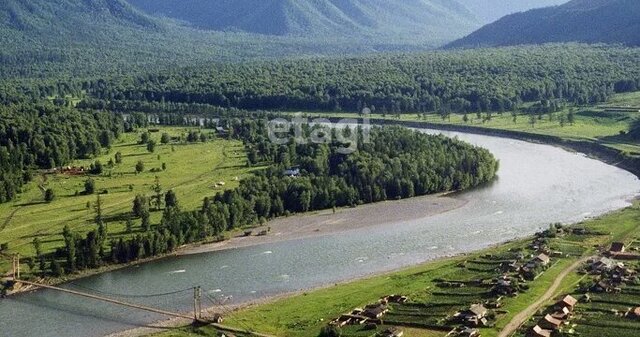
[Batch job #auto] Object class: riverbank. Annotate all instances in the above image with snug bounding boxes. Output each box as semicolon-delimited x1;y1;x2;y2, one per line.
180;193;466;256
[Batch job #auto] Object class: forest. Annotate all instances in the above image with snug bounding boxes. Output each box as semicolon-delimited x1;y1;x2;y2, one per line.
0;104;123;204
42;122;498;275
5;45;638;119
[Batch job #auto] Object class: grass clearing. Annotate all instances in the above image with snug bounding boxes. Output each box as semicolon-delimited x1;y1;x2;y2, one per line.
0;126;254;273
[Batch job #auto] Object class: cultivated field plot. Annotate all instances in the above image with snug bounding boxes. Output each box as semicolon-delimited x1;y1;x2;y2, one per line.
0;127;253;272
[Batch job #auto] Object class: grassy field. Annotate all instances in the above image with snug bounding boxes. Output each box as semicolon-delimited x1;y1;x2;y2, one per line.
0;126;254;274
149;202;640;337
291;91;640;156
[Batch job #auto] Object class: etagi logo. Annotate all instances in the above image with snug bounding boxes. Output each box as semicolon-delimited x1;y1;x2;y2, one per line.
267;110;371;154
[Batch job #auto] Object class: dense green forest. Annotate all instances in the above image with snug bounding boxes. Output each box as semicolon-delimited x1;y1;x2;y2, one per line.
0;104;122;203
45;122;498;274
37;45;640;116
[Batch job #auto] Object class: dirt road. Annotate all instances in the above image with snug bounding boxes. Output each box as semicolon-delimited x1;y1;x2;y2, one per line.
498;256;590;337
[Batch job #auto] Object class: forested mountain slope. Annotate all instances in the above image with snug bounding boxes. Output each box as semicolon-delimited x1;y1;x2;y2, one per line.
447;0;640;48
126;0;479;46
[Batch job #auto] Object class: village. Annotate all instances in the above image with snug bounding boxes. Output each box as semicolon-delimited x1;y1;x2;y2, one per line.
517;240;640;337
309;217;640;337
318;224;585;337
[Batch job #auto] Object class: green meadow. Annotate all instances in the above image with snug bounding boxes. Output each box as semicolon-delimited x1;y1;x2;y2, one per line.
0;127;253;273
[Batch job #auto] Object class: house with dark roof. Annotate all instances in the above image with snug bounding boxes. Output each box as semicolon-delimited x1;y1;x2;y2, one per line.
363;303;388;319
610;242;626;253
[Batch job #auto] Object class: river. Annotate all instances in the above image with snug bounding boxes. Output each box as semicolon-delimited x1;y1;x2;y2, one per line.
1;128;639;337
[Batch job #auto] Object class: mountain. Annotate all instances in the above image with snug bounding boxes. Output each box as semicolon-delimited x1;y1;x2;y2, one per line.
0;0;158;46
2;0;456;79
447;0;640;48
456;0;569;24
125;0;480;46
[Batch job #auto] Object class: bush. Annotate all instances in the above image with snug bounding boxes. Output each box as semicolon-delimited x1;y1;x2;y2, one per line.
44;188;55;202
84;178;95;194
318;326;342;337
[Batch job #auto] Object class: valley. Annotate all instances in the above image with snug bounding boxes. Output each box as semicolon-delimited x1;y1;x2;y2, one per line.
2;0;640;336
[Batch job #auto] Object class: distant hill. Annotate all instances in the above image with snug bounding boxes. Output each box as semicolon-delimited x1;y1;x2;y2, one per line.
456;0;568;24
126;0;479;46
447;0;640;48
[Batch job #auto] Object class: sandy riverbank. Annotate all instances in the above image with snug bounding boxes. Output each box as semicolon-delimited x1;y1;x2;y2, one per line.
179;193;466;256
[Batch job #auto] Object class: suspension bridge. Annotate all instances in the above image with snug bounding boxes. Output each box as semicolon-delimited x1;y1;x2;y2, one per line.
3;254;274;337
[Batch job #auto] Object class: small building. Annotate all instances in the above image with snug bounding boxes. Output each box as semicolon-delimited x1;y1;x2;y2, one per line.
528;325;551;337
538;314;562;330
535;253;551;266
385;294;409;303
591;280;613;293
590;257;615;273
556;295;578;310
551;306;572;320
628;307;640;319
215;126;229;136
283;167;301;177
363;303;388;319
456;304;489;327
610;242;626;253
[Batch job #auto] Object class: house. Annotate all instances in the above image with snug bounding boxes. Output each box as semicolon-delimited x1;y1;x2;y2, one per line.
385;295;409;303
283;167;301;177
534;254;551;266
610;242;626;253
456;304;489;327
590;257;615;273
215;126;229;136
527;325;551;337
538;314;562;330
591;280;613;293
493;276;517;296
556;295;578;310
551;306;572;320
363;303;388;319
628;307;640;319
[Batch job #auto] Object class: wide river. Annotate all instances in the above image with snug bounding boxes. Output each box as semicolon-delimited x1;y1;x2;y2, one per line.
1;128;639;337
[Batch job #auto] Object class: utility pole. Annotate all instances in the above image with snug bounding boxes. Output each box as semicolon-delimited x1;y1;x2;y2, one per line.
193;286;202;321
197;286;202;319
12;254;16;280
16;253;20;280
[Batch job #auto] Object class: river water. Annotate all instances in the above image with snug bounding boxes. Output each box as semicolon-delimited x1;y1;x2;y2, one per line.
1;129;639;337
